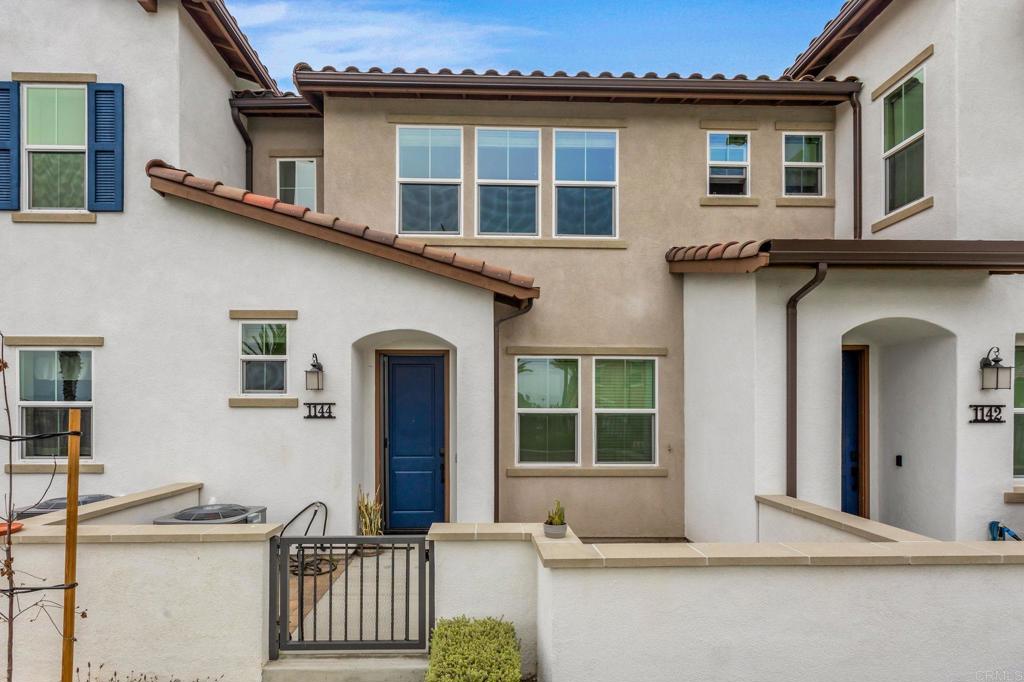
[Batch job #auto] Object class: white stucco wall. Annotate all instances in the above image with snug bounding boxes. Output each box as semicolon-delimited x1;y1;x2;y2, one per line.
537;562;1024;682
756;504;869;543
685;268;1024;541
1;194;497;532
2;539;268;682
826;0;958;239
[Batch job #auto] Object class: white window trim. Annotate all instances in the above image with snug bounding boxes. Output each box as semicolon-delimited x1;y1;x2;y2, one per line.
514;355;582;467
20;82;90;213
552;128;619;240
707;130;751;197
395;125;464;236
16;347;95;460
275;157;317;211
239;321;290;396
881;66;926;217
592;356;659;467
473;127;542;239
781;132;826;198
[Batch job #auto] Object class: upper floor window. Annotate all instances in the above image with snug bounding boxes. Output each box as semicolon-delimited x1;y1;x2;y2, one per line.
18;349;93;458
0;81;124;213
594;358;657;465
516;357;580;464
240;323;288;394
397;126;461;234
783;134;824;196
883;69;924;213
476;128;539;236
707;132;749;196
277;158;316;209
24;85;87;210
554;130;616;237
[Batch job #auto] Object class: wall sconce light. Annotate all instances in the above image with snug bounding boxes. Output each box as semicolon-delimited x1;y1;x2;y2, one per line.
980;347;1013;390
305;354;325;391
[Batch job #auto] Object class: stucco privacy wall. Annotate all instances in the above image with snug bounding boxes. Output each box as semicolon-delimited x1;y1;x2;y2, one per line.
757;503;869;543
311;96;837;537
685;267;1024;541
538;563;1024;682
1;195;496;533
2;540;268;682
826;0;957;239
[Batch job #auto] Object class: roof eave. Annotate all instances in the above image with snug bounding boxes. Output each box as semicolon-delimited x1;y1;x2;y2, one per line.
785;0;894;78
180;0;280;94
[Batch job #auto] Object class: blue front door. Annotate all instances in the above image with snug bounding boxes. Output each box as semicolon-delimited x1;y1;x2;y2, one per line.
384;354;445;531
841;349;864;516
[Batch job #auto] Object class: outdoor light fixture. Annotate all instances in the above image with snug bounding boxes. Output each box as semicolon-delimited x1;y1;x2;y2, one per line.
305;354;325;391
980;347;1013;390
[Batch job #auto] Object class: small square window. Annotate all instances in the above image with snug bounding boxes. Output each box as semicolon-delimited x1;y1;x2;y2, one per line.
516;357;579;464
17;349;94;458
707;133;749;196
277;159;316;209
240;323;287;394
782;134;825;197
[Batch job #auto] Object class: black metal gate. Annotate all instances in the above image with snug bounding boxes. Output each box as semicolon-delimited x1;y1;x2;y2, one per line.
269;535;434;657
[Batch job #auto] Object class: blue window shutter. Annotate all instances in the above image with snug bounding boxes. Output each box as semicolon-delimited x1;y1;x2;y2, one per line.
87;83;123;212
0;82;19;211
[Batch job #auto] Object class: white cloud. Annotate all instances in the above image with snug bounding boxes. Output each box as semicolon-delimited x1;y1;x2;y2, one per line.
227;1;542;92
230;1;289;27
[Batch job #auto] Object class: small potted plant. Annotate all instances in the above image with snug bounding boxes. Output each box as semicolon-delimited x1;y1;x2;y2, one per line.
543;499;567;538
357;485;383;556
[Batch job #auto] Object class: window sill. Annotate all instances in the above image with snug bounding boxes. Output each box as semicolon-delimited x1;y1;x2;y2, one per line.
11;212;96;224
6;462;104;474
1003;489;1024;504
228;396;299;408
871;196;934;233
774;196;835;208
506;466;668;478
412;237;628;250
700;196;760;207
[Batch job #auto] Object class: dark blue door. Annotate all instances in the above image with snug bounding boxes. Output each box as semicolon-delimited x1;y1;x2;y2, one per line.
841;349;863;516
384;354;445;530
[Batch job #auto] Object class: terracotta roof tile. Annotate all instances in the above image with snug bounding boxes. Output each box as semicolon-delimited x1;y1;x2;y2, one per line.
144;160;537;302
665;239;771;263
243;193;278;210
273;202;309;219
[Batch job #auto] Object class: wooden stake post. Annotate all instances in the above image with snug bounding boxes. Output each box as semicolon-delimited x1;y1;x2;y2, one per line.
60;408;81;682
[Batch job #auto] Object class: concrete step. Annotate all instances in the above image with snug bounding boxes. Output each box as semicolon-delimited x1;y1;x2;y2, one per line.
263;654;428;682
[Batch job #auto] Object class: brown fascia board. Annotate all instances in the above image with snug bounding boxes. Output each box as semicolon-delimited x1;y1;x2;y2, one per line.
230;92;321;118
765;239;1024;270
293;66;861;112
180;0;280;94
785;0;894;78
148;176;539;305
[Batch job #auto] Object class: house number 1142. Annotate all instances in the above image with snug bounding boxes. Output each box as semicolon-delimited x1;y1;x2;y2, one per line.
968;404;1005;424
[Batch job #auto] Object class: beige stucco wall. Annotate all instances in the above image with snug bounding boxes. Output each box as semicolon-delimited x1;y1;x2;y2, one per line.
249;97;839;538
250;116;325;210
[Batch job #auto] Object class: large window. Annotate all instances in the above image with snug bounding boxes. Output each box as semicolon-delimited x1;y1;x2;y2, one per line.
18;349;93;458
1015;346;1024;477
594;358;657;464
23;84;86;210
883;69;924;213
516;357;579;464
277;158;316;209
554;130;616;237
476;128;539;236
397;126;461;234
707;132;749;196
240;323;288;394
783;134;824;196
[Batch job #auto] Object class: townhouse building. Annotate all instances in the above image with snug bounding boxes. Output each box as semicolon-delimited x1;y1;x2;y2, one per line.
2;0;1023;544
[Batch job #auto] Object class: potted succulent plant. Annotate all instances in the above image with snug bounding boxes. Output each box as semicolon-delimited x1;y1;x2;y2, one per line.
543;499;567;538
356;485;383;556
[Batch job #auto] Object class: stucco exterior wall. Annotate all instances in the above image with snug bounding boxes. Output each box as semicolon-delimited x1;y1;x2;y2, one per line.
686;268;1024;542
756;503;870;543
3;539;269;682
1;195;497;532
302;96;838;538
249;116;325;210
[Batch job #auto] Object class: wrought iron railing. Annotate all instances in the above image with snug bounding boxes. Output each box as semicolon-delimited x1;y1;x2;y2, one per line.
269;535;434;657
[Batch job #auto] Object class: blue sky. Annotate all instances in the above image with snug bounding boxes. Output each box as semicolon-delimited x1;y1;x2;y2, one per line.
226;1;844;93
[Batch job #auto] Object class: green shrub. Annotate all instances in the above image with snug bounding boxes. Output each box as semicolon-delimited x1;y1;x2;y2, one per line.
426;616;521;682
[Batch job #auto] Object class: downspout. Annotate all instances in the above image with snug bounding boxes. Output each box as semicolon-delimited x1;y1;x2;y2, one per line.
494;299;535;521
785;263;829;497
850;90;863;239
231;104;253;191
